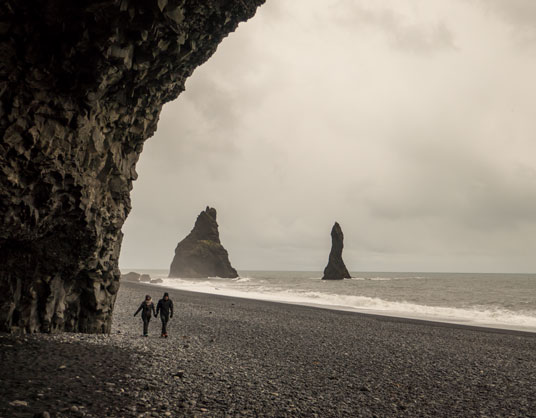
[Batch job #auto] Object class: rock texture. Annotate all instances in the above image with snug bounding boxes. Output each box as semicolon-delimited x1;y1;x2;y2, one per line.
121;272;141;282
0;0;263;333
322;222;351;280
139;274;151;283
169;207;238;278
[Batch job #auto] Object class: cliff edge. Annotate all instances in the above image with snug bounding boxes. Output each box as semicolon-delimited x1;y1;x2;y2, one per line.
0;0;263;333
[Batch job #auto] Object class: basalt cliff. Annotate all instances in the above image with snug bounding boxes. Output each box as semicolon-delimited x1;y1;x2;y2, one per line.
169;207;238;278
322;222;352;280
0;0;263;333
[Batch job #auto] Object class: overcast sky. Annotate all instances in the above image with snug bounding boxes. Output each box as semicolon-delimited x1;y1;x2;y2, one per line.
119;0;536;273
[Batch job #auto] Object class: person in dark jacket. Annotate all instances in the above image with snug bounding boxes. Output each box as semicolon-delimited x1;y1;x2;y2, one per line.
156;292;174;338
134;294;156;336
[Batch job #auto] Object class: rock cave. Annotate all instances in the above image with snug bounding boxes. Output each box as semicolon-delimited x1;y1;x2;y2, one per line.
0;0;264;333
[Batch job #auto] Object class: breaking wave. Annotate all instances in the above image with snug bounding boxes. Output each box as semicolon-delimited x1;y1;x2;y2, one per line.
151;277;536;332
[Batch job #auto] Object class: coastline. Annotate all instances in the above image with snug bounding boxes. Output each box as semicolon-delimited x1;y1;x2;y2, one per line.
144;280;536;336
1;280;535;417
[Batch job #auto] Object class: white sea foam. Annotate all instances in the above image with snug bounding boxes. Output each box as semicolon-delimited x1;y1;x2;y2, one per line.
150;277;536;333
231;277;251;283
366;276;427;281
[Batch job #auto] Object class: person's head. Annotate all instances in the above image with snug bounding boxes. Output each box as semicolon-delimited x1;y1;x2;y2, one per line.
145;294;151;302
163;292;169;300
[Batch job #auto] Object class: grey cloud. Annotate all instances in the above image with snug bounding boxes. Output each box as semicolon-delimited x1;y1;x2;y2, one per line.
481;0;536;27
147;77;243;180
359;137;536;227
478;0;536;44
332;2;456;53
183;76;240;131
120;0;536;273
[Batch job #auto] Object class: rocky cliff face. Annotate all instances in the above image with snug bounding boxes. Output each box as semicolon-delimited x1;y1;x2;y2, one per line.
0;0;263;333
322;222;352;280
169;207;238;278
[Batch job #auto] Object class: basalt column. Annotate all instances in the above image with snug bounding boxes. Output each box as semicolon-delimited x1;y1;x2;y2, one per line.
322;222;352;280
0;0;264;333
169;207;238;278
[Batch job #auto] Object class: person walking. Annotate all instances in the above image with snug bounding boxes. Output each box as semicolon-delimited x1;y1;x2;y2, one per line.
156;292;174;338
134;294;156;336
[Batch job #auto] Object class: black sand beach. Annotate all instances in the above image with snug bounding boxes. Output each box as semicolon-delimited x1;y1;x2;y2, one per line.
1;281;535;417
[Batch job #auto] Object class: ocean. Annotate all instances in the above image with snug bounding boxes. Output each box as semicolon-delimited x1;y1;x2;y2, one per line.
126;270;536;333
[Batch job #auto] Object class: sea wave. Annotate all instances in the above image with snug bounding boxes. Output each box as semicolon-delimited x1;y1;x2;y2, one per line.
150;278;536;332
366;276;427;281
231;277;252;283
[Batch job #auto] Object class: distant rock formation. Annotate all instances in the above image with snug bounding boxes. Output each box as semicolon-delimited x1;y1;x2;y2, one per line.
121;272;162;284
121;272;141;282
322;222;351;280
169;207;238;278
140;274;151;283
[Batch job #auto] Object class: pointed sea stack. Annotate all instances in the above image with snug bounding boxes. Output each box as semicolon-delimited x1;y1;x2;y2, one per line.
322;222;351;280
169;207;238;278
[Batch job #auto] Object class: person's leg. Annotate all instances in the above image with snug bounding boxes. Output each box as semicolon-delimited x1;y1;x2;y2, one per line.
143;317;149;336
162;314;169;336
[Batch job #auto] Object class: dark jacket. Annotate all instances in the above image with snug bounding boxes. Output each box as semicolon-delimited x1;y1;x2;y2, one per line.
134;301;156;319
156;298;174;318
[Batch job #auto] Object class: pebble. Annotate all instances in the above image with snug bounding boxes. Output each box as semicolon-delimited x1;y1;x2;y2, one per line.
9;400;28;407
1;282;535;418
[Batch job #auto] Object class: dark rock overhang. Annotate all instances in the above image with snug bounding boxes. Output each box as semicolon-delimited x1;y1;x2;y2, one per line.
0;0;264;333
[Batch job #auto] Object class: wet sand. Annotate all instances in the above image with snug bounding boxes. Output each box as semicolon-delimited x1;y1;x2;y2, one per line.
1;280;535;417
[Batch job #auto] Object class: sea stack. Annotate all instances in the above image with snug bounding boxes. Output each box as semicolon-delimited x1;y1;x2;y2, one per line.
169;207;238;278
322;222;351;280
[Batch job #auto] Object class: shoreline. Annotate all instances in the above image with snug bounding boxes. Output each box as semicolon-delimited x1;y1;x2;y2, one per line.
134;280;536;337
2;280;535;417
